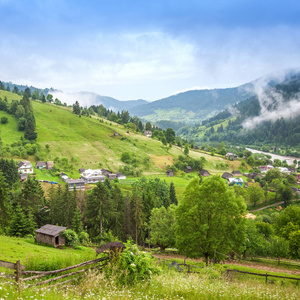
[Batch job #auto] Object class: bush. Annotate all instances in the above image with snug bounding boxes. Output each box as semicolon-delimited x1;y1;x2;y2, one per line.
61;229;78;246
79;231;90;244
1;116;8;124
106;240;160;286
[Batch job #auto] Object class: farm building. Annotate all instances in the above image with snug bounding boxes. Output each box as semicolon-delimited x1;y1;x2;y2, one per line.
81;169;105;183
101;168;112;176
144;131;152;137
66;179;85;191
199;169;210;177
232;170;242;176
225;152;238;160
36;161;47;169
116;172;126;180
194;146;199;150
47;161;54;170
79;168;86;173
166;169;174;177
185;166;192;173
18;160;33;174
108;174;117;180
35;224;67;247
221;172;233;180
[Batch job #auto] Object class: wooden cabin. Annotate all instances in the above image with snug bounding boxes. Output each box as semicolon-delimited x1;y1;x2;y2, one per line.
185;166;192;173
35;224;67;247
199;169;210;177
166;169;174;177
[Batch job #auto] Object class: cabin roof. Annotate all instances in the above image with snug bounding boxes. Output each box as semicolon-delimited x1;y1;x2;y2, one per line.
35;224;67;237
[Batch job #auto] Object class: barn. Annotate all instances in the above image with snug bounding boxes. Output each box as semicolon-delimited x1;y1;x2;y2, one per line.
35;224;67;247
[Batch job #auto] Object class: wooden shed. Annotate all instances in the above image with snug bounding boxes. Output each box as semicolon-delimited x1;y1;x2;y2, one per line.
166;169;174;177
221;172;233;180
199;169;210;177
35;224;67;247
185;166;192;173
232;170;242;176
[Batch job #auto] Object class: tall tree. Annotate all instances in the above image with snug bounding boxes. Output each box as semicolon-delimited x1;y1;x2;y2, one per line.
169;182;178;205
0;171;12;234
176;176;247;265
85;181;112;239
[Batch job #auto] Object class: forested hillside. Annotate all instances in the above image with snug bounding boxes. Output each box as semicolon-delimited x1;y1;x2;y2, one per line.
179;73;300;149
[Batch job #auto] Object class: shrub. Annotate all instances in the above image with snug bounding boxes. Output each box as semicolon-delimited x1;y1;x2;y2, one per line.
106;240;160;286
61;229;78;246
1;116;8;124
79;231;90;244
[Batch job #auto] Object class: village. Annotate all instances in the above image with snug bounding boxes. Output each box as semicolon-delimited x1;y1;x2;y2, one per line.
17;160;127;191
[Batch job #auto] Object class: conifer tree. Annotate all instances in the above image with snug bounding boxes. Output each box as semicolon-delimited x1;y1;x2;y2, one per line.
9;203;28;237
0;171;12;234
169;182;178;205
71;206;83;234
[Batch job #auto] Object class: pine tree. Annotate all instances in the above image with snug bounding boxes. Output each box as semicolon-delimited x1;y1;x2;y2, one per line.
71;206;83;234
9;203;28;237
0;171;12;233
169;182;178;205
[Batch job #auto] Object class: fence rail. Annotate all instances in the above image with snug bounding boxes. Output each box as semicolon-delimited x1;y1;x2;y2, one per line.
0;255;109;291
226;269;300;283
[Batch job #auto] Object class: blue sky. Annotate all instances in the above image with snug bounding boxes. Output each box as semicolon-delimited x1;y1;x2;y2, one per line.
1;0;300;101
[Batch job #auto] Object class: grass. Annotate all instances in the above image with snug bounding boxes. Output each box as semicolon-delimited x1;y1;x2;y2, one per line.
0;235;95;271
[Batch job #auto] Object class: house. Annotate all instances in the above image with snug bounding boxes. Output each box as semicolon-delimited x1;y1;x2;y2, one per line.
144;131;152;137
166;169;174;177
79;168;85;173
199;169;210;177
259;165;274;173
108;174;117;180
278;167;291;175
19;173;28;182
36;161;47;169
194;146;199;150
60;172;70;182
221;172;233;180
101;168;112;177
116;172;126;180
185;166;192;173
66;179;85;191
247;172;263;179
18;160;33;174
225;152;238;160
232;170;242;176
228;178;244;186
35;224;67;247
47;161;54;170
81;169;105;183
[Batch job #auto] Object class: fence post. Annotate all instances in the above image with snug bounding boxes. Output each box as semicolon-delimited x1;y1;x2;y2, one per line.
265;273;268;284
188;265;190;274
15;260;22;292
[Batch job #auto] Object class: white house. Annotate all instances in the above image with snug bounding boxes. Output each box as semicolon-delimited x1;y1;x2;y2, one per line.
17;160;33;174
81;169;105;183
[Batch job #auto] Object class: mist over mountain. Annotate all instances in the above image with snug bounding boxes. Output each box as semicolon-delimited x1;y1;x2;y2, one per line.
179;71;300;147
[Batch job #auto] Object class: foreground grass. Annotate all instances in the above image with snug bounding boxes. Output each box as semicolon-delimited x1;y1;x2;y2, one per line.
1;269;299;299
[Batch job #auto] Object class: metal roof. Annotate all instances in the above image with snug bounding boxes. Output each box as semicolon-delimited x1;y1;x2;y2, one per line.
35;224;67;237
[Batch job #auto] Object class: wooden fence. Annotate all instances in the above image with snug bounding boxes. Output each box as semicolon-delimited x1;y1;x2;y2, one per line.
0;256;109;290
226;269;300;283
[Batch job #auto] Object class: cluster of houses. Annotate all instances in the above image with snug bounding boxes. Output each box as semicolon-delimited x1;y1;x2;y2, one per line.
17;160;54;182
17;160;126;191
60;168;126;191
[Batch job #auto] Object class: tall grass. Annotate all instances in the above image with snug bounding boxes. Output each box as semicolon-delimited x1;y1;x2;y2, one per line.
1;267;300;299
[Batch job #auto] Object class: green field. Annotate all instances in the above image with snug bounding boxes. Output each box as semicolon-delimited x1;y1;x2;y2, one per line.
0;235;95;271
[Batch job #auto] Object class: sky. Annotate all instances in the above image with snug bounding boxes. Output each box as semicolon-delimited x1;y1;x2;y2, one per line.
1;0;300;101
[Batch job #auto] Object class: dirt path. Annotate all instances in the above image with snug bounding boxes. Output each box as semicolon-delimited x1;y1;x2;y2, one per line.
152;253;300;275
249;200;297;212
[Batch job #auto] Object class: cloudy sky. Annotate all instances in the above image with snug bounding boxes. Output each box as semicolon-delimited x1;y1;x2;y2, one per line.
0;0;300;101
